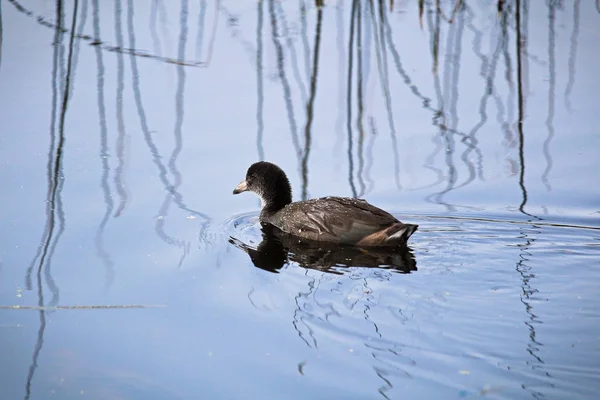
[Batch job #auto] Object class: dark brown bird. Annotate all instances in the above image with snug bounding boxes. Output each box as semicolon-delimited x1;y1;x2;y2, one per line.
233;161;418;247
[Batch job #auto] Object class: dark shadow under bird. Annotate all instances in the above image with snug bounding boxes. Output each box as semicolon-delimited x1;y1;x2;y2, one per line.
229;223;417;274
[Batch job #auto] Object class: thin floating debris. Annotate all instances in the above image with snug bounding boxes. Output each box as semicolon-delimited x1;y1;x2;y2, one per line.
0;304;166;310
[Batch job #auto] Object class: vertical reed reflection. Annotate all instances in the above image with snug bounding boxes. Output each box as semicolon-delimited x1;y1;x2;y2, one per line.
114;0;129;217
542;1;556;192
564;0;580;112
154;0;191;267
92;0;115;288
346;0;358;198
444;6;472;193
426;5;457;211
268;0;302;165
25;1;80;395
334;1;345;155
365;118;377;194
515;224;550;398
256;0;265;161
68;0;88;99
375;0;401;191
301;4;323;200
274;1;308;106
157;0;171;56
150;0;162;56
127;0;210;244
195;0;207;61
300;1;311;81
516;0;528;215
356;1;366;197
0;0;4;72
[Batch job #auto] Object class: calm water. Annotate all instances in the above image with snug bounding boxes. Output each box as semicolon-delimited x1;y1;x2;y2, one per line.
1;0;599;399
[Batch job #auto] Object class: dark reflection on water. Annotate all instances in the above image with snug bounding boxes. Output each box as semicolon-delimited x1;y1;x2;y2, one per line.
7;0;201;67
24;0;81;396
113;0;129;218
154;0;191;267
230;223;416;275
93;0;116;289
542;0;556;193
268;0;301;169
126;0;210;241
300;3;322;200
256;0;265;161
0;1;3;72
564;0;580;113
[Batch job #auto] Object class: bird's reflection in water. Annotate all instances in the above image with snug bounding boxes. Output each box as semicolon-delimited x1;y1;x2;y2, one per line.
230;223;417;274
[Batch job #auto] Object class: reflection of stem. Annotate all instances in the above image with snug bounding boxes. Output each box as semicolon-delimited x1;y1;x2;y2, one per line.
436;0;463;23
542;1;556;192
356;2;365;197
274;1;308;106
25;1;79;395
334;0;345;157
127;0;211;233
114;0;129;218
300;1;311;81
195;0;207;60
150;0;162;56
564;0;580;112
301;6;323;201
155;0;191;266
256;0;264;161
376;2;401;191
203;0;220;67
292;271;318;348
0;0;3;72
364;118;377;195
7;0;202;67
346;0;358;198
268;0;301;165
516;0;526;213
515;224;550;398
24;276;45;400
93;0;116;289
515;0;538;220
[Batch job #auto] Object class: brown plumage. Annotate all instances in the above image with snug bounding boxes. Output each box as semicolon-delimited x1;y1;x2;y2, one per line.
233;161;418;247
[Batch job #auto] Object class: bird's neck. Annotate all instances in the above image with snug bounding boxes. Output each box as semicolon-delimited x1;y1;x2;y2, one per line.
259;190;291;219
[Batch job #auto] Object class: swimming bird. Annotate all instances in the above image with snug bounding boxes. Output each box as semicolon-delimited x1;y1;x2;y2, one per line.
233;161;418;247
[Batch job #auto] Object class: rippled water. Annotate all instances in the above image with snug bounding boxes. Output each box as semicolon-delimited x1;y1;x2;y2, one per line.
1;1;599;399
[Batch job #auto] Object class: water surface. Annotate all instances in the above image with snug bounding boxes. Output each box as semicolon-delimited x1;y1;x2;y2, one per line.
1;1;599;399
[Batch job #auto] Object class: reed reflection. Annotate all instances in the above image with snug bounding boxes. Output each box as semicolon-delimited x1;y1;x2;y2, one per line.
0;0;4;72
194;0;207;60
515;224;552;397
154;0;191;267
7;0;201;67
126;0;211;250
113;0;129;217
300;4;323;201
274;1;308;107
268;0;302;168
25;0;80;396
256;0;265;161
564;0;580;112
93;0;116;289
542;0;557;193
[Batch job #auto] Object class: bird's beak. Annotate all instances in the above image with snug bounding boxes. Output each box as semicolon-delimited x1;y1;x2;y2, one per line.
233;180;248;194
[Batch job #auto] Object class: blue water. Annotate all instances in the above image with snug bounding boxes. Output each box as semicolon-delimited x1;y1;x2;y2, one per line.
1;1;599;399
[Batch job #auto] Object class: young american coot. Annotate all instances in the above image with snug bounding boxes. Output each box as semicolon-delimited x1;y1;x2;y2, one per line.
233;161;418;247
